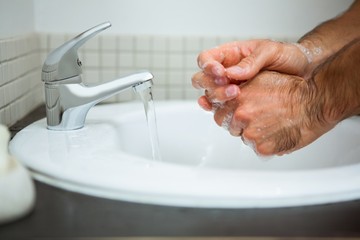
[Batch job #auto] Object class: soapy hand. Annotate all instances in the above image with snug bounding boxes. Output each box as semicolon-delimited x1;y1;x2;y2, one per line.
191;40;318;155
209;71;336;156
197;40;310;79
192;40;311;110
193;38;360;155
192;1;360;156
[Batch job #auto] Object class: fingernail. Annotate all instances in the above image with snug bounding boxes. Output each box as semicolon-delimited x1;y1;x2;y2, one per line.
215;77;227;85
225;85;238;98
212;64;223;76
227;66;244;76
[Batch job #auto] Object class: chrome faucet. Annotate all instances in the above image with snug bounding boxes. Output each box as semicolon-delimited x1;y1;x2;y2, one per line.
42;22;153;130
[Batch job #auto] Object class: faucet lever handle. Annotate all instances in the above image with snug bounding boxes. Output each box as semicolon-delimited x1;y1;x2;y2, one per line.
42;21;112;83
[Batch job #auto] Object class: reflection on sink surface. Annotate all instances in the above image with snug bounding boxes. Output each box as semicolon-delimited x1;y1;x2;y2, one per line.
9;101;360;208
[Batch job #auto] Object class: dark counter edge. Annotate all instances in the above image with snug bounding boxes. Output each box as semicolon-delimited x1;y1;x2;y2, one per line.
1;104;360;238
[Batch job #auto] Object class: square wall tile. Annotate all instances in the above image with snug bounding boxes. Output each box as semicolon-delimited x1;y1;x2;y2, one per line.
152;36;168;52
118;52;134;68
134;52;151;69
151;52;168;69
168;53;184;69
118;36;134;52
83;51;100;68
48;34;66;50
83;35;100;51
184;36;202;53
101;51;117;68
201;37;219;50
100;35;117;51
168;70;185;85
151;70;168;86
168;37;184;52
135;36;151;52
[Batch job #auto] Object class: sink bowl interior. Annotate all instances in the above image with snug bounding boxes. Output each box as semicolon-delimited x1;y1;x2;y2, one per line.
116;102;360;170
9;101;360;208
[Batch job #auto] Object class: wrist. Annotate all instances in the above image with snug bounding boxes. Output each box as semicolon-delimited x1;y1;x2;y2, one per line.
295;40;324;79
310;39;360;123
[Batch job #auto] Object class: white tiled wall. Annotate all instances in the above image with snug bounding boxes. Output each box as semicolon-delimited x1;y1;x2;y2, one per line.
0;34;42;127
1;32;296;127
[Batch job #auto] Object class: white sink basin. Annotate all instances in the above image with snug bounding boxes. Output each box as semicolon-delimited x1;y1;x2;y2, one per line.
9;101;360;208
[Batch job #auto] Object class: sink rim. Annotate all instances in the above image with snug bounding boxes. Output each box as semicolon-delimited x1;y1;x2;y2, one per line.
9;101;360;208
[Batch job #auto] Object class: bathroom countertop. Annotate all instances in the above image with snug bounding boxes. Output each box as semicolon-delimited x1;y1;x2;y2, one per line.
1;105;360;239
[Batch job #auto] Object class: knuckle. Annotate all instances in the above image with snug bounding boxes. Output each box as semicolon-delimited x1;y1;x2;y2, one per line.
233;110;245;121
241;54;257;67
255;143;274;156
242;128;257;142
233;108;250;123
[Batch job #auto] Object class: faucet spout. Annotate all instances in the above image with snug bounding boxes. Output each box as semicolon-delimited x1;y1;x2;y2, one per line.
41;22;156;131
45;71;153;130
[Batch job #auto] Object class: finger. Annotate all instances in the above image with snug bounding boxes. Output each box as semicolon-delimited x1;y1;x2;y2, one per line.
214;108;234;130
192;71;232;90
253;140;277;156
191;71;205;89
226;52;270;81
191;71;216;89
197;42;246;77
200;60;226;78
229;108;247;136
205;84;240;103
213;103;235;128
197;96;213;111
221;111;234;131
229;118;245;137
226;41;279;81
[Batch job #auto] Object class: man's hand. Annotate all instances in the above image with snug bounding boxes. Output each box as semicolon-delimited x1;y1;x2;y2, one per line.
192;40;310;110
210;71;336;156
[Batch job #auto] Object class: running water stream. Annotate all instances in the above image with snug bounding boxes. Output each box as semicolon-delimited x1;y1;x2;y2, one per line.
134;84;162;161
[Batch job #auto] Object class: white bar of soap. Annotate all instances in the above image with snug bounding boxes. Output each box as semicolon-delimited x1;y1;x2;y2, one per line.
0;125;35;225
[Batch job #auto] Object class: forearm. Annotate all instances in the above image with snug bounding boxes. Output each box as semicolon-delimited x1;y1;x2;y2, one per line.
311;38;360;124
298;0;360;76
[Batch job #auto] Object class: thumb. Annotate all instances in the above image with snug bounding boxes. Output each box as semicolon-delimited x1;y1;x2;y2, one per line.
226;46;275;81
